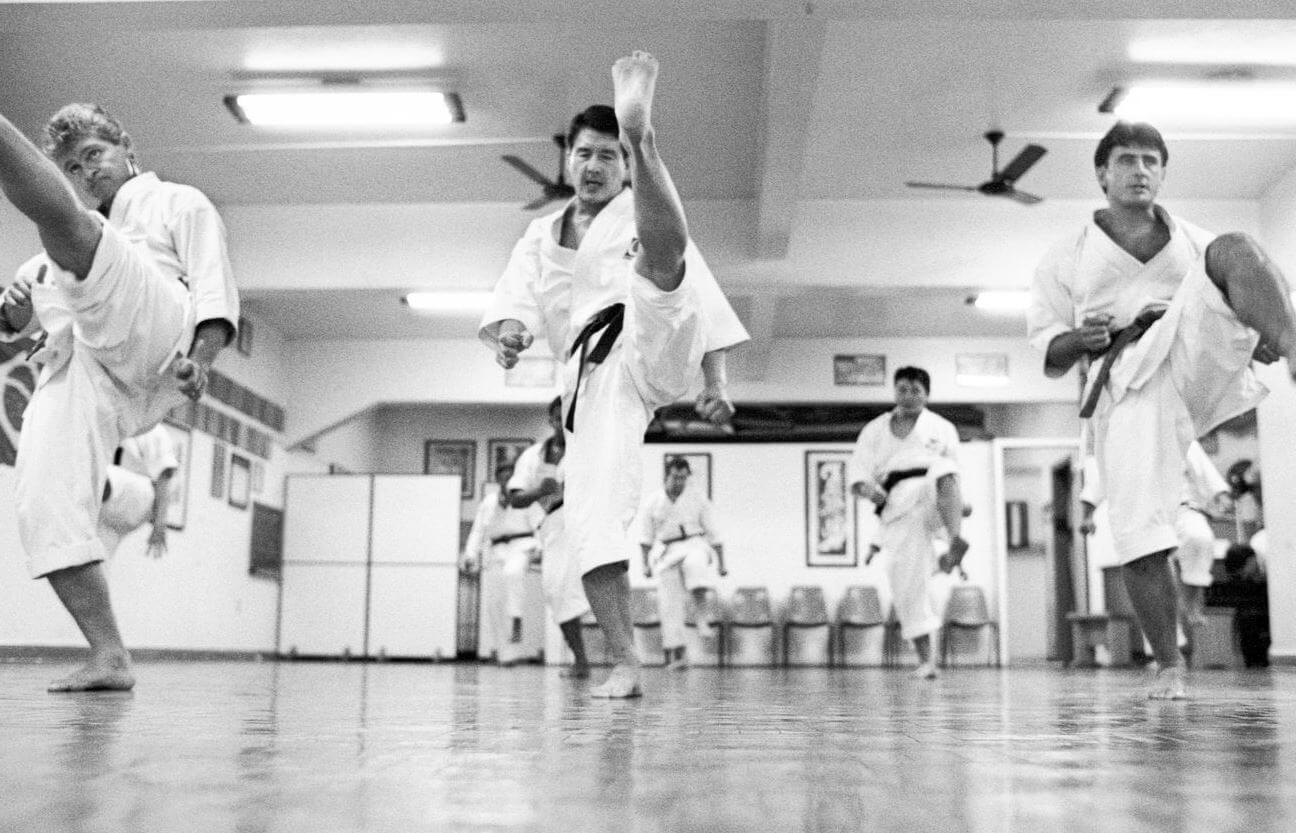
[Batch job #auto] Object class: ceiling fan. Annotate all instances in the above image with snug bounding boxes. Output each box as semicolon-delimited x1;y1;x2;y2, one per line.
501;133;575;211
906;130;1047;205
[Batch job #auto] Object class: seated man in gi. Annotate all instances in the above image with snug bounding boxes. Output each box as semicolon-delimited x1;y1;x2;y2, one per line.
849;366;966;680
508;396;592;679
1029;120;1296;698
479;52;714;697
0;104;238;692
640;456;727;670
99;423;180;560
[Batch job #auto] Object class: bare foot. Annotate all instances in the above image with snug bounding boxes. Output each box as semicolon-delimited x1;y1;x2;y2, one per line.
589;663;643;698
912;662;938;680
612;51;659;143
939;536;969;574
48;655;135;693
1148;665;1187;700
560;665;591;679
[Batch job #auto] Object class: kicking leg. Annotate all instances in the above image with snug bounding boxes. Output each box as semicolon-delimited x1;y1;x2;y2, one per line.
935;474;968;571
583;563;642;698
1204;232;1296;380
45;563;135;692
1122;550;1186;699
0;115;100;278
612;51;688;293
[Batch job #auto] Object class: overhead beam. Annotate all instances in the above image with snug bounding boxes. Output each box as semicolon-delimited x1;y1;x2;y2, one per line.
753;19;825;260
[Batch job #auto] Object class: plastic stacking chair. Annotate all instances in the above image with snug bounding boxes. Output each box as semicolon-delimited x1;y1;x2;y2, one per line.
631;586;664;667
783;586;831;666
683;587;726;667
727;586;775;666
837;586;887;667
940;584;1000;667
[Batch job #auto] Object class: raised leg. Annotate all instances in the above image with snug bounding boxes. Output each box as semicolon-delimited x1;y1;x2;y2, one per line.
612;51;688;292
0;114;100;278
45;564;135;692
1205;232;1296;381
583;563;642;698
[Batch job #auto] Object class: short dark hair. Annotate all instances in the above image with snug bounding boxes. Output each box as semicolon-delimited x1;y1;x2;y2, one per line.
42;103;132;159
566;105;620;149
548;396;563;416
894;366;930;394
665;456;692;475
1093;121;1168;169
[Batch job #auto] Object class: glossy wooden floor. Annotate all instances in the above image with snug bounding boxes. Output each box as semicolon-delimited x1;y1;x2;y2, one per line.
2;660;1293;833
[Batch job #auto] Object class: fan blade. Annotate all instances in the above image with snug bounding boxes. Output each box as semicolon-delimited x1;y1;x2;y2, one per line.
522;194;557;211
501;155;555;187
905;181;979;192
996;144;1047;185
1004;188;1043;206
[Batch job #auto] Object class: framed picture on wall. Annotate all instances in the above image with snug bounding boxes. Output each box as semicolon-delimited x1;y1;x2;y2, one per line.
1006;500;1029;549
833;354;886;387
663;452;712;499
486;438;533;482
424;440;476;499
229;453;251;510
805;450;858;568
211;441;227;499
159;419;192;530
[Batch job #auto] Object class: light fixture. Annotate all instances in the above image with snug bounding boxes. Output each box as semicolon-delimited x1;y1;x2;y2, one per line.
967;290;1030;314
225;90;464;127
402;291;492;313
1099;82;1296;125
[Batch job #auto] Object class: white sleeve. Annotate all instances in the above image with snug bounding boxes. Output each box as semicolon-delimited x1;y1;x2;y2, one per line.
847;422;878;490
689;240;750;352
639;494;660;546
1027;238;1078;371
506;444;541;493
1080;456;1104;506
173;189;239;338
698;495;722;545
1184;441;1229;503
463;499;492;560
479;226;546;350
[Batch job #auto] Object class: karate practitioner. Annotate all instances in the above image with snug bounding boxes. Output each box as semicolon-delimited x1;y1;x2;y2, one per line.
1174;441;1232;656
480;52;716;697
1029;120;1296;699
0;104;238;692
508;396;592;679
640;456;726;670
848;366;966;680
98;424;179;560
462;460;540;665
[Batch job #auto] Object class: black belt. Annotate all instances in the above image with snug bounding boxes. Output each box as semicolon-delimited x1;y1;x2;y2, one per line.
1078;307;1167;419
874;468;928;514
545;499;564;515
661;533;701;546
490;532;534;545
564;303;625;432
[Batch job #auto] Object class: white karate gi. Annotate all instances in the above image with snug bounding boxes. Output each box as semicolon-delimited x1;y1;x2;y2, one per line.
464;490;540;660
848;409;961;641
1174;441;1229;588
1030;207;1262;564
1;172;238;578
98;424;179;555
640;485;722;650
481;191;718;576
509;438;589;625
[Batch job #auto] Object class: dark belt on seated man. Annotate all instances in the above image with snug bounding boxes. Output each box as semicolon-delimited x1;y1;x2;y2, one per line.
873;468;929;514
564;303;625;432
661;532;701;546
491;532;534;545
1078;307;1167;419
545;499;564;515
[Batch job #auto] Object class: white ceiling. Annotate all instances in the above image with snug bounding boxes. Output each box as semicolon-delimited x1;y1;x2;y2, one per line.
5;2;1296;342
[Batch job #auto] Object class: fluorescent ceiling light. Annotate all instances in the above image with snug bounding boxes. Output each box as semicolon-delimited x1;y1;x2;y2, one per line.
225;91;464;127
402;291;491;313
968;290;1030;314
1100;83;1296;125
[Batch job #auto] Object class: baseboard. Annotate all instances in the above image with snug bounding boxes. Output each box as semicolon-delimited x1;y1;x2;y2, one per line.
0;645;274;662
1269;650;1296;667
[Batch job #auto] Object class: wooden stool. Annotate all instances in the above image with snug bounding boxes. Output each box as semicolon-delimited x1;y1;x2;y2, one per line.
1067;613;1134;667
